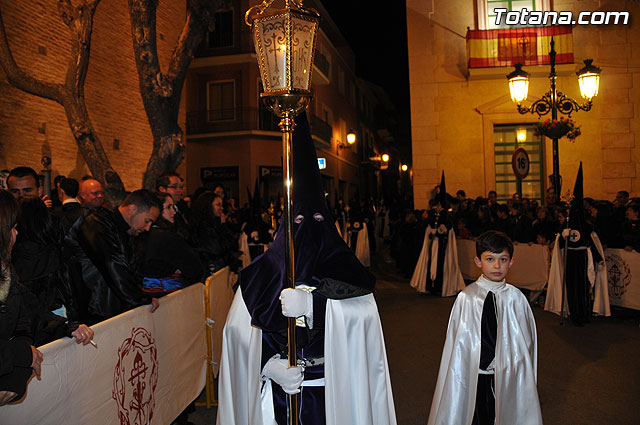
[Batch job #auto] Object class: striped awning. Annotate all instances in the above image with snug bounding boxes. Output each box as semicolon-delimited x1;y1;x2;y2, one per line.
467;26;574;68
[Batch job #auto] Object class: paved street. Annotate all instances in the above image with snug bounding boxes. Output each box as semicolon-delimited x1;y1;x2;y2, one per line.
192;250;640;425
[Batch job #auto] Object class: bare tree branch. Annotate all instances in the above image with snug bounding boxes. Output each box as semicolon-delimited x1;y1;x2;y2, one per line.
0;8;65;103
0;2;126;205
129;0;220;190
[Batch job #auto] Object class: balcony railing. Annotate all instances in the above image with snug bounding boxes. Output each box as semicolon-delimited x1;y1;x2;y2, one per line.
186;108;280;134
466;25;574;68
314;51;330;80
195;29;255;58
187;108;333;144
309;115;332;145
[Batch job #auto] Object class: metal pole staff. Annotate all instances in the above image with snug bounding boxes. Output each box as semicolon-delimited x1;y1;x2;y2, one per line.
278;111;299;425
560;203;570;325
549;38;561;204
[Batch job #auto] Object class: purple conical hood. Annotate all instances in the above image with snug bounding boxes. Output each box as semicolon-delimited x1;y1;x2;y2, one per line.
239;112;375;332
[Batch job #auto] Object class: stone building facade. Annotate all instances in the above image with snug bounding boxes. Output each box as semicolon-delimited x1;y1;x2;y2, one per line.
407;0;640;209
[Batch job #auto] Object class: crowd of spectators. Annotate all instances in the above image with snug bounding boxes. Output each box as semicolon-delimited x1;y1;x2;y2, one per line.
388;187;640;277
0;165;259;424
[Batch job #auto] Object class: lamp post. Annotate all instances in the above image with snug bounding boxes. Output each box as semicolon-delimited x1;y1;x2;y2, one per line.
245;2;319;424
507;38;600;203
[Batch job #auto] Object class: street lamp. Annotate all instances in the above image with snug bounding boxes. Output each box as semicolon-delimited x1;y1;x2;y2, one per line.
507;38;600;203
339;130;357;149
346;130;357;145
245;2;319;424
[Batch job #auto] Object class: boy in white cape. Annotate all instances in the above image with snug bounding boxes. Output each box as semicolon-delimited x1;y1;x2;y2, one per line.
428;230;543;425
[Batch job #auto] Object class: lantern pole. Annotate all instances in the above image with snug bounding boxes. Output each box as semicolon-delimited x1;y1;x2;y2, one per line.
246;3;319;424
282;109;299;425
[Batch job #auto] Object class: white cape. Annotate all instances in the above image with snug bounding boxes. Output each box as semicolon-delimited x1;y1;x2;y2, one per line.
239;232;251;268
544;232;610;317
428;275;542;425
355;222;371;267
217;288;397;425
410;226;465;296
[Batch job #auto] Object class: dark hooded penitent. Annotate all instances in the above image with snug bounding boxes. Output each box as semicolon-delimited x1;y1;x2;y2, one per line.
561;162;602;325
238;113;376;424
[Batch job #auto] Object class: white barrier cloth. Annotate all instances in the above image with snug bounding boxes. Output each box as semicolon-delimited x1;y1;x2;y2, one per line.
0;283;206;425
457;239;549;290
605;248;640;311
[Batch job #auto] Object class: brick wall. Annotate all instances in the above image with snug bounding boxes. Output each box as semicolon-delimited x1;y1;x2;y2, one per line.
0;0;186;190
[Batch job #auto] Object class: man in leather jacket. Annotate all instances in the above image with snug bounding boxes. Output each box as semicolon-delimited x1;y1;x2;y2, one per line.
66;189;161;324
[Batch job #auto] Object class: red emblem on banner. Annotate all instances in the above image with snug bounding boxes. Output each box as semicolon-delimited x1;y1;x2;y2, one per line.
113;327;159;425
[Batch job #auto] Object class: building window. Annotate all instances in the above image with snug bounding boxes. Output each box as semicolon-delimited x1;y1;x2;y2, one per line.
208;10;233;48
493;124;543;202
207;80;235;121
315;46;331;80
479;0;550;29
338;69;345;96
321;104;333;127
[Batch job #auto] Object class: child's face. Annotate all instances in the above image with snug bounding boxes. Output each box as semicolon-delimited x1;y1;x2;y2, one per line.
474;249;513;282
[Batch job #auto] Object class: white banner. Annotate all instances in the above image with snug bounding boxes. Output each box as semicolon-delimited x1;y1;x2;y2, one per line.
457;239;549;290
605;248;640;310
0;283;206;425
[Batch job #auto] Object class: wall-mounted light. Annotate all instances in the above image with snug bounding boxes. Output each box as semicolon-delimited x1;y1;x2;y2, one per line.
401;164;408;172
369;153;389;162
338;130;357;149
346;130;356;145
516;128;526;143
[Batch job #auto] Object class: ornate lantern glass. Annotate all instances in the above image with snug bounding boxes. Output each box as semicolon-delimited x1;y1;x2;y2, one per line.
249;4;319;97
507;64;530;104
577;59;601;101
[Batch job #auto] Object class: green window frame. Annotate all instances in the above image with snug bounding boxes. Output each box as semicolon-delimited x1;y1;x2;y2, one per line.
487;0;537;28
493;124;544;203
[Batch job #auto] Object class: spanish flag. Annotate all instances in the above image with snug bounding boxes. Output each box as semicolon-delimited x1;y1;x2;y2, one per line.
467;26;574;68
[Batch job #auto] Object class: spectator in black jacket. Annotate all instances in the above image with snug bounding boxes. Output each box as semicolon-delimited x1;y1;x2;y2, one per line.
12;197;94;346
190;192;242;274
622;204;640;253
0;190;43;405
136;193;205;296
532;206;555;245
53;177;84;234
67;189;161;324
507;201;533;243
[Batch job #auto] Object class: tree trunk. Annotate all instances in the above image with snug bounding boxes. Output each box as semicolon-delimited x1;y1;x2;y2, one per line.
0;0;126;206
128;0;218;190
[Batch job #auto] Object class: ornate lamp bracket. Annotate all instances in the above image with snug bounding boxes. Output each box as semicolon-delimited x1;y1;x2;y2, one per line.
516;91;593;118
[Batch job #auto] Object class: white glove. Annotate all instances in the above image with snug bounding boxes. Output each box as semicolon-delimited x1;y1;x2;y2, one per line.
262;355;303;394
280;288;312;318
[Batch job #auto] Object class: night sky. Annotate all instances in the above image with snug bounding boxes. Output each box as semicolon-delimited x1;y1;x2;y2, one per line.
322;2;412;153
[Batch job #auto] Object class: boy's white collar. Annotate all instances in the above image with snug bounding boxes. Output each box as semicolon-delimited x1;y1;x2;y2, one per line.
477;274;507;290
